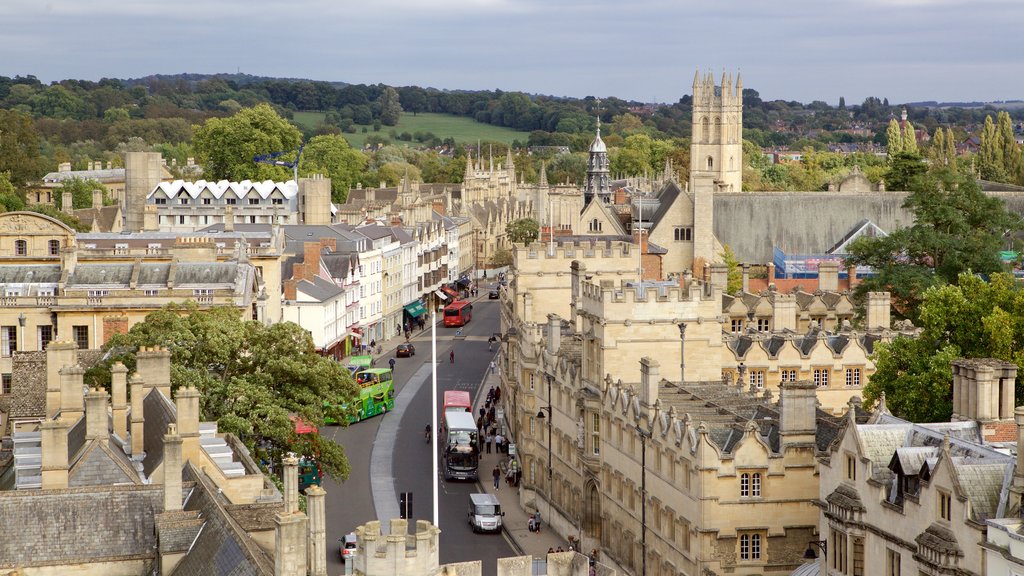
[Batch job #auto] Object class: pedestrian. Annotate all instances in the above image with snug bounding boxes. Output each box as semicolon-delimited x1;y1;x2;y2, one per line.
389;358;395;371
489;360;496;374
396;323;401;336
479;407;486;419
405;330;411;342
495;432;504;453
488;406;496;423
477;416;484;431
370;339;376;350
492;465;500;489
485;432;493;454
487;386;494;401
494;386;501;403
450;349;455;363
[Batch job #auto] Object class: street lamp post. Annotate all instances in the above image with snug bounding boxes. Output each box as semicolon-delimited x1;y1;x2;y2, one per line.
636;425;651;576
536;374;553;523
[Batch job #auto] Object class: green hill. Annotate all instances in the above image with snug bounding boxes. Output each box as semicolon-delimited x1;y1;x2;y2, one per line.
291;112;532;149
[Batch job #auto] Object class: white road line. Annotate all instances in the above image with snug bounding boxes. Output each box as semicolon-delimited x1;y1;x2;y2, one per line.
369;362;434;532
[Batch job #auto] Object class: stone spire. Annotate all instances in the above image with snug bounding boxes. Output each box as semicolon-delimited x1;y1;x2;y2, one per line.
584;115;611;204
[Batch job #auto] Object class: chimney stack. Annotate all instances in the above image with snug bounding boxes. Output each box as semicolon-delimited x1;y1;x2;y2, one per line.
45;340;79;418
130;373;146;457
546;314;561;355
640;357;660;408
779;380;818;440
143;205;159;232
865;292;891;330
40;418;71;489
709;263;728;292
174;386;201;463
92;189;104;210
85;387;109;440
818;261;839;292
275;454;309;576
62;191;74;215
111;362;129;439
224;206;234;232
741;264;749;293
772;293;797;332
163;423;183;512
136;346;172;399
59;365;86;421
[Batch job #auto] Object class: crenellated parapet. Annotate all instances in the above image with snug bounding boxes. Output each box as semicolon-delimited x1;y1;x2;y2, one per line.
354;519;440;576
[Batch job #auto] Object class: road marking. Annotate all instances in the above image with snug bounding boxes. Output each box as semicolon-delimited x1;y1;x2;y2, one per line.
369;362;433;532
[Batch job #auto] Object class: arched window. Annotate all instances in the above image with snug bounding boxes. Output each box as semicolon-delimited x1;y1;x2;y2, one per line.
714;117;722;142
701;117;710;143
707;156;714;170
14;239;27;256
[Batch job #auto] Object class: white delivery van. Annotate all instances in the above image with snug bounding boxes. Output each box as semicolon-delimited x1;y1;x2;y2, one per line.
467;493;504;533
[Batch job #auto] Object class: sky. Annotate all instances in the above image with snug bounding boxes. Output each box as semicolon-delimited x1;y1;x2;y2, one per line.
2;0;1022;105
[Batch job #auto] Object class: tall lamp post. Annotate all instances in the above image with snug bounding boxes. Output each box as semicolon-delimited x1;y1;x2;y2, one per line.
536;374;553;521
636;425;651;576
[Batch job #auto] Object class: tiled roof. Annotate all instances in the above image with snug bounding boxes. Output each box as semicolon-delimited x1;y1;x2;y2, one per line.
954;460;1012;521
0;265;63;284
150;179;298;201
0;484;163;568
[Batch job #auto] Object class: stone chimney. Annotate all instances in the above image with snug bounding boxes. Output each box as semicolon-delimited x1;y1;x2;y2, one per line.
865;292;891;330
62;244;78;276
58;161;72;172
143;205;159;232
709;263;728;292
92;189;103;209
951;359;1017;424
546;314;561;355
174;386;201;463
284;279;299;301
130;373;146;457
40;417;71;489
640;357;660;408
772;293;797;332
85;387;108;440
45;340;79;418
779;380;817;440
163;423;183;513
62;191;74;215
59;365;85;421
846;265;858;289
818;261;839;292
275;454;309;576
570;261;585;331
306;485;328;576
767;262;776;282
136;346;172;399
111;362;129;439
741;264;749;293
224;206;234;232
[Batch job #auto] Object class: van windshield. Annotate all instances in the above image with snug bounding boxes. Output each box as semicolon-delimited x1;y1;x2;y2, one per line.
475;504;500;515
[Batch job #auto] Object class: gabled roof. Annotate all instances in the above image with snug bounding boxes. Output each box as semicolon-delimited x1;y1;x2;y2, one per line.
150;180;298;201
579;197;627;236
296;276;344;302
648;180;686;232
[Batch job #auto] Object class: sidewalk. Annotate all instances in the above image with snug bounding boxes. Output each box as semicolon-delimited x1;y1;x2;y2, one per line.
472;366;573;559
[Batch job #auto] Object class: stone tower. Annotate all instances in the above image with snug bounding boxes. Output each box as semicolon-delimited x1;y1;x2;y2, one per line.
584;118;611;204
690;70;743;266
124;151;164;233
690;71;743;193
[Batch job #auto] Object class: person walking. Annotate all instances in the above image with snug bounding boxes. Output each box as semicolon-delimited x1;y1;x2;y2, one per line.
489;360;496;374
492;465;501;489
450;349;455;363
495;432;504;454
485;432;493;454
388;357;395;371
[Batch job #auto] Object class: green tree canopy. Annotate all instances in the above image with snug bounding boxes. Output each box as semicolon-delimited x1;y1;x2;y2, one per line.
864;273;1024;422
87;304;359;481
301;134;368;204
845;166;1021;319
377;87;402;127
0;172;24;212
0;108;43;188
192;103;303;181
506;218;540;244
490;248;513;268
54;177;109;210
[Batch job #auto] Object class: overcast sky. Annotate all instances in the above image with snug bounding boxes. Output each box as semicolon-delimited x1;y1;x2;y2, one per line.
2;0;1021;105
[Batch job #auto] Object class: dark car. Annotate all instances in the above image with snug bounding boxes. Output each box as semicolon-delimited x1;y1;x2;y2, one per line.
396;343;416;357
488;290;500;300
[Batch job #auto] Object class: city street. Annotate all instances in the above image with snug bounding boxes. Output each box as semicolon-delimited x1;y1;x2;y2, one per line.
320;296;514;575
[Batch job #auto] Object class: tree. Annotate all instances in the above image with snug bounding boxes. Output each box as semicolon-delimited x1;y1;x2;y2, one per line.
838;96;846;110
88;304;359;481
0;109;43;188
490;248;513;268
864;273;1024;422
719;245;743;294
54;177;108;210
301;134;368;204
192;103;303;181
902;121;918;155
377;87;402;127
886;119;904;157
845;166;1021;320
506;218;540;244
0;172;24;212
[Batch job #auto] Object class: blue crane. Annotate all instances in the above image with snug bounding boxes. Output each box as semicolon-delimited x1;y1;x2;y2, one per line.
253;143;304;183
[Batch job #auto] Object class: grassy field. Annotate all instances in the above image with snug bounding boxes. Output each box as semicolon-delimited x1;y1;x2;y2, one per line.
291;111;532;149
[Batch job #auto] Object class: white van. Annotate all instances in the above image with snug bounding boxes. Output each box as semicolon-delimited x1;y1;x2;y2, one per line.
467;493;504;533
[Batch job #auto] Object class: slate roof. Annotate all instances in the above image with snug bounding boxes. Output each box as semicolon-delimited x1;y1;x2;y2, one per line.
66;264;133;286
73;205;121;232
174;464;274;576
296;276;344;302
68;438;140;487
174;262;240;286
0;265;62;284
648;180;685;232
142;388;176;478
137;264;171;285
0;484;163;569
42;167;125;183
954;460;1012;521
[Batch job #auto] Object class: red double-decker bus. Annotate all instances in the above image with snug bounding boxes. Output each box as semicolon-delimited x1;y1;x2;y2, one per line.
443;390;472;416
443;300;473;327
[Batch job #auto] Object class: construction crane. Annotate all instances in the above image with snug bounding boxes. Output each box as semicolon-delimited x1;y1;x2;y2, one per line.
253;144;304;183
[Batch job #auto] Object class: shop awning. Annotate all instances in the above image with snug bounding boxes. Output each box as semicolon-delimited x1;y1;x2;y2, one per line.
441;285;459;297
404;301;426;318
435;290;448;301
456;277;472;288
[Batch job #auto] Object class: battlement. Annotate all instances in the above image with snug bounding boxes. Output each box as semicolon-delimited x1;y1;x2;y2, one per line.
518;239;638;263
579;279;717;306
354;519;440;576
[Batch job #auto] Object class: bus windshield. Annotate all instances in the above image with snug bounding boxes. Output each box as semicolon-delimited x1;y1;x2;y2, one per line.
447;450;478;470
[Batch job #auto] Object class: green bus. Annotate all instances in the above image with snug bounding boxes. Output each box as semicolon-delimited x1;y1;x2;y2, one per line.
345;354;374;375
325;368;395;424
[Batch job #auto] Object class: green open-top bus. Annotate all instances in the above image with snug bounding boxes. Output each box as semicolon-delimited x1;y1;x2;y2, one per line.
325;367;395;425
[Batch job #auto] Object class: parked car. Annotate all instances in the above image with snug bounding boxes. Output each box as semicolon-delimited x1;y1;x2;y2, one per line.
396;343;416;357
340;533;358;561
488;290;500;300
